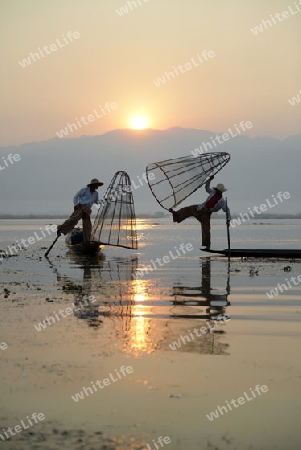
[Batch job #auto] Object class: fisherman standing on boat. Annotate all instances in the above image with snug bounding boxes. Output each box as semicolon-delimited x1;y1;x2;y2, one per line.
57;178;103;243
170;176;230;250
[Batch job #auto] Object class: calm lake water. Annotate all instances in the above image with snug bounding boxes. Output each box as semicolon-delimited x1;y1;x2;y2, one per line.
0;218;300;449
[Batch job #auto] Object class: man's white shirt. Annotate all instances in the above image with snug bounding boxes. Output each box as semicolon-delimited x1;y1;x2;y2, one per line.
73;187;99;208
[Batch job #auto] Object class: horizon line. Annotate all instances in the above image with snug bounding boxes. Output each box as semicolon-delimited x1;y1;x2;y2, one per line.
1;127;300;149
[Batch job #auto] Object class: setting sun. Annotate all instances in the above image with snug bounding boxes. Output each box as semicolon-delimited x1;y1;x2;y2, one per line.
130;116;149;130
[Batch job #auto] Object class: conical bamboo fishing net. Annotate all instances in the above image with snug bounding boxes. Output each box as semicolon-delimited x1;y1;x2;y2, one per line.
91;171;138;249
146;152;230;210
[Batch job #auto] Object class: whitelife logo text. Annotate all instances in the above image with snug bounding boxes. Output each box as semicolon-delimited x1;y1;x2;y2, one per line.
71;365;133;402
230;191;291;228
116;0;150;16
18;32;80;68
55;102;118;138
153;51;215;87
250;2;301;35
191;121;253;158
206;384;268;421
0;412;45;442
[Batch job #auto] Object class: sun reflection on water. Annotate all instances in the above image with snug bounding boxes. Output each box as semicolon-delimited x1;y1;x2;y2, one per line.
123;279;158;355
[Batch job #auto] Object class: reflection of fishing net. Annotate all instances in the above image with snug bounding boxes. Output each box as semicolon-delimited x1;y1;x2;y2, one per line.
146;152;230;210
91;171;138;249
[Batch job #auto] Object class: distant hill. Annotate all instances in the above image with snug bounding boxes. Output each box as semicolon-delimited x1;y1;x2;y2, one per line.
0;213;300;220
0;128;300;215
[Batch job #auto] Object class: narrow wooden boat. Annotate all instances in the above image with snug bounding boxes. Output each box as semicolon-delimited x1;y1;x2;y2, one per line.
45;171;137;258
202;248;301;258
65;229;101;255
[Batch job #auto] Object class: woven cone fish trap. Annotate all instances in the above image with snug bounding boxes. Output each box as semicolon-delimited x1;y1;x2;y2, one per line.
146;152;230;210
91;171;138;249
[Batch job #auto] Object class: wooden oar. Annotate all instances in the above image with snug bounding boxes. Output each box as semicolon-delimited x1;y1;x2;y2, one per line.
225;197;231;257
44;235;60;257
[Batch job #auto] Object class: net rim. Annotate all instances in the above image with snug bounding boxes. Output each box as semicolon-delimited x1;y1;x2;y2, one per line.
146;152;230;210
91;170;138;249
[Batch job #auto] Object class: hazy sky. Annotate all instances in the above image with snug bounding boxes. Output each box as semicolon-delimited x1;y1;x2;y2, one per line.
0;0;300;146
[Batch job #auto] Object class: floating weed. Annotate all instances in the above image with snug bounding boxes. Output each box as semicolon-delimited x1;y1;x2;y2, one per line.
62;284;83;292
4;288;11;298
249;267;259;277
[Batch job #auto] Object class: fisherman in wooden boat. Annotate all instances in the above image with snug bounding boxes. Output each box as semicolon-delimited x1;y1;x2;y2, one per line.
169;176;231;250
57;178;103;243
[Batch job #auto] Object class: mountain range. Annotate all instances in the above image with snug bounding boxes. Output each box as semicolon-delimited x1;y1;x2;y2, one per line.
0;128;300;215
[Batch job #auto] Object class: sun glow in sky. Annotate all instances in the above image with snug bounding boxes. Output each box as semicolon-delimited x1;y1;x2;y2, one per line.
0;0;300;145
130;117;149;130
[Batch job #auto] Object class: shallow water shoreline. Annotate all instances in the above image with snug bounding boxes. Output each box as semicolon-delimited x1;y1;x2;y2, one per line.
0;219;301;449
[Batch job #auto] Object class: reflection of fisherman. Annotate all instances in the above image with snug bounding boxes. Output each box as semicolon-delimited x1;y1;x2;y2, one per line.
52;254;104;327
172;258;230;318
169;176;231;250
200;258;230;314
57;178;103;243
168;258;230;355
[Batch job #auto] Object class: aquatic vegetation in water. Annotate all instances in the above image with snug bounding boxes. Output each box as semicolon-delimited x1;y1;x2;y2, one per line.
62;284;83;292
249;267;259;277
3;288;10;298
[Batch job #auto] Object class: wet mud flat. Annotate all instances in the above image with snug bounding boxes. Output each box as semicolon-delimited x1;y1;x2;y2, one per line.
0;223;301;449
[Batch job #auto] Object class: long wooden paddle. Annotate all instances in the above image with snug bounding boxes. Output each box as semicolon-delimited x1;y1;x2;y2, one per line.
44;234;60;257
225;197;231;258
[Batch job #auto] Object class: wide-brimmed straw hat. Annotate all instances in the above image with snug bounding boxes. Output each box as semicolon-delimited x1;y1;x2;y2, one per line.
87;178;103;187
214;183;227;192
